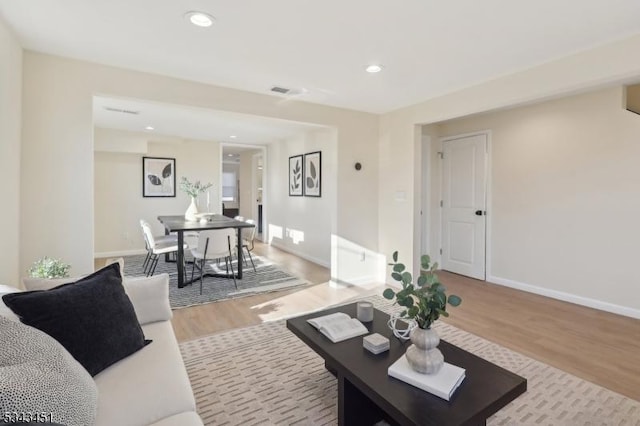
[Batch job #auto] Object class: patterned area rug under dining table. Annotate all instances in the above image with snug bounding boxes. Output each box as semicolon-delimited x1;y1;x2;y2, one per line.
179;296;640;426
123;254;311;309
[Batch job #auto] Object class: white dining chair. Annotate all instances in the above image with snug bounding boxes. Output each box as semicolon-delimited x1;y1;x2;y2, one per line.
140;219;178;243
141;223;188;278
139;219;178;273
190;228;237;294
240;219;257;272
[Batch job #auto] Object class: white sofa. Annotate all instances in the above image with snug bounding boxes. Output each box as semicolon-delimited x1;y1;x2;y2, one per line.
0;274;203;426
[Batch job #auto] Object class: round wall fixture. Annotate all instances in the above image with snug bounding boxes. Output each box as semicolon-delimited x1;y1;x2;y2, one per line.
355;162;362;171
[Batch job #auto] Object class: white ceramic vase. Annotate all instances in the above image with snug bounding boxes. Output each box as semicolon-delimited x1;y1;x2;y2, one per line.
405;327;444;374
185;197;198;221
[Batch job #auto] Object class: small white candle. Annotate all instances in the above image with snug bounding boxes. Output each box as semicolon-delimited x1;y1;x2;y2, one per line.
357;301;374;322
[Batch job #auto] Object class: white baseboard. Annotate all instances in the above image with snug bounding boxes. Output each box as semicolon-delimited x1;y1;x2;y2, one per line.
94;249;147;258
329;279;349;288
340;275;381;286
488;274;640;320
329;275;381;288
269;241;330;268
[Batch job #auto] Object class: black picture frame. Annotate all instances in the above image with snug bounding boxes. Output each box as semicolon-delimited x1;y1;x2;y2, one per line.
303;151;321;197
289;155;304;196
142;157;176;197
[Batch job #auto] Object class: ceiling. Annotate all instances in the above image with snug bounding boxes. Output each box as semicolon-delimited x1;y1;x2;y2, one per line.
3;1;640;113
93;96;325;144
222;145;262;164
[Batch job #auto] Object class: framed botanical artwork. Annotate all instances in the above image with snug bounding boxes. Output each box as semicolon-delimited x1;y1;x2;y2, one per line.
142;157;176;197
304;151;321;197
289;155;303;196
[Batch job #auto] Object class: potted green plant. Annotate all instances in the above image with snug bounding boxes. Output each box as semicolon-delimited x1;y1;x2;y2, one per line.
179;177;213;221
383;251;461;374
28;257;71;279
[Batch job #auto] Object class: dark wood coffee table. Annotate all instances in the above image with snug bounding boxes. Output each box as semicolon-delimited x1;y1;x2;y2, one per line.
286;303;526;426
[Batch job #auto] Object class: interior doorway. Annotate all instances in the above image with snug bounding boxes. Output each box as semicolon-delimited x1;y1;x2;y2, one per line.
440;132;488;280
252;153;264;241
221;144;267;242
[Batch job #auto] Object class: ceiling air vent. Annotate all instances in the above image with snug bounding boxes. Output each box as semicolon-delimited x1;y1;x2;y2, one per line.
104;106;140;115
270;86;290;94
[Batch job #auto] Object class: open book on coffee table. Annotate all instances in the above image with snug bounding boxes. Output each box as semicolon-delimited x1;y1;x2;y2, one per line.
307;312;368;343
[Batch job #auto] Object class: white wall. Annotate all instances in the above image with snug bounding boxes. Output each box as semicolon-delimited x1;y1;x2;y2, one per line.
0;18;22;285
419;125;440;257
94;128;220;255
267;129;336;267
379;33;640;309
21;52;379;280
94;127;148;153
239;149;260;220
433;87;640;316
380;35;640;317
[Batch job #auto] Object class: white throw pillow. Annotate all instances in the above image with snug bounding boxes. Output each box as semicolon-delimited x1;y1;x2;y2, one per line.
0;316;98;426
20;269;172;325
104;257;125;277
123;274;173;325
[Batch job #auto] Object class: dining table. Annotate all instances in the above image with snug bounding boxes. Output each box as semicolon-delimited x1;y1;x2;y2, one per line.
157;215;255;288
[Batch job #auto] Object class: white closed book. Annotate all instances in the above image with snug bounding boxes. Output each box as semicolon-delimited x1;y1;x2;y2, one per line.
388;355;465;401
307;312;369;343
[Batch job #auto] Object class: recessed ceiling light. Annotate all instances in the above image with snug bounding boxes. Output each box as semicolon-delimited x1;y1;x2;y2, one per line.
145;126;154;131
366;64;383;73
185;11;215;28
227;154;233;157
230;135;237;139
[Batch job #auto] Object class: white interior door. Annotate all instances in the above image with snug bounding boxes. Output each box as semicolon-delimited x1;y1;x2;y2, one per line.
441;134;487;280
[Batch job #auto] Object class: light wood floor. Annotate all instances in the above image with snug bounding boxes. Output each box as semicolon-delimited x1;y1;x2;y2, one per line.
170;241;381;341
437;271;640;402
113;241;640;402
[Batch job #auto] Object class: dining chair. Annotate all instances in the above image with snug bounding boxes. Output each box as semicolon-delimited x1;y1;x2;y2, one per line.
190;228;237;294
139;219;178;272
240;219;257;272
140;219;178;243
141;223;188;278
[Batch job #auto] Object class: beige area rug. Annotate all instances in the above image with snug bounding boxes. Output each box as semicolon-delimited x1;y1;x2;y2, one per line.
179;296;640;425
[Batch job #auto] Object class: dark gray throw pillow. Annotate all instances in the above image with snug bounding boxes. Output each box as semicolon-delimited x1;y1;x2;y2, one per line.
2;263;151;376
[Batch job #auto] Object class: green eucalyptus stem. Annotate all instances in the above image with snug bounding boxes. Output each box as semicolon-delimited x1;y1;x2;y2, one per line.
179;177;213;198
382;251;461;329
